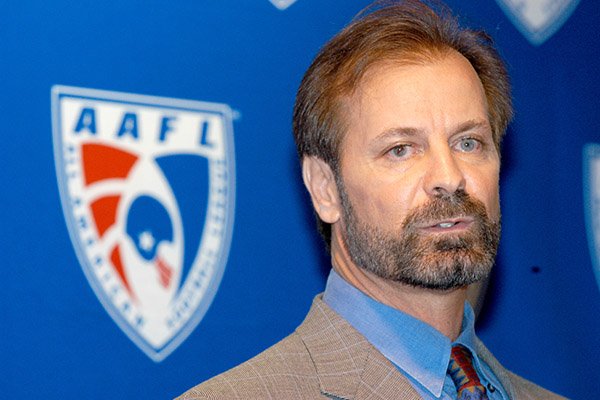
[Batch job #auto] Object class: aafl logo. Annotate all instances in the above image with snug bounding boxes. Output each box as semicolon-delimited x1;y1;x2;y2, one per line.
51;86;235;361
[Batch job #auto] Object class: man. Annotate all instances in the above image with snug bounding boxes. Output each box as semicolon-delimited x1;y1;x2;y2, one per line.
178;1;565;399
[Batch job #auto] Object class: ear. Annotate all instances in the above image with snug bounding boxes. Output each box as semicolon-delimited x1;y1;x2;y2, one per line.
302;156;341;224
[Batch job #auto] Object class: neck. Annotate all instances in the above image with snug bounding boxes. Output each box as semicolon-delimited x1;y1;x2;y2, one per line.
330;231;468;341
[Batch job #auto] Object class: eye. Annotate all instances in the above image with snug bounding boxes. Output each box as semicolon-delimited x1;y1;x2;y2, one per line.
387;144;413;159
456;137;481;153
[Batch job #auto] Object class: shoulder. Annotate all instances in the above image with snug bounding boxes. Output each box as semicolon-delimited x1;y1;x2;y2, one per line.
176;296;385;400
506;371;569;400
475;339;568;399
176;331;321;400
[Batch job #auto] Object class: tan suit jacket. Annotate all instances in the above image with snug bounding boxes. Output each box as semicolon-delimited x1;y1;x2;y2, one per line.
177;296;567;399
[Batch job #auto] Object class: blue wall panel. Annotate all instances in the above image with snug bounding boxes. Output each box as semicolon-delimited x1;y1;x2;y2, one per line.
1;1;598;398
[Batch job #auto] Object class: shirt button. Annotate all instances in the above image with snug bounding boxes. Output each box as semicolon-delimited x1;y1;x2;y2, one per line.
487;383;496;393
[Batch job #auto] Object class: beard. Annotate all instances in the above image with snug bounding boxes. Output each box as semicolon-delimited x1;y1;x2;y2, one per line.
338;184;500;291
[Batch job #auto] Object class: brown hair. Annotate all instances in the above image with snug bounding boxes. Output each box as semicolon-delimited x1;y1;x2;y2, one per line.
293;0;513;246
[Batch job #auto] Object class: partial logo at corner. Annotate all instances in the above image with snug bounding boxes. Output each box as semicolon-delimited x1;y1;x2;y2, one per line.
495;0;580;45
51;85;235;361
583;144;600;294
269;0;298;11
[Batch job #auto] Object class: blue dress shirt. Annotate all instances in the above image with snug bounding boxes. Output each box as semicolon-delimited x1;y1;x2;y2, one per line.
323;270;508;400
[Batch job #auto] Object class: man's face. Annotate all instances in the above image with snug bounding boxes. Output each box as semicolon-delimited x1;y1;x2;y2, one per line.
335;52;501;290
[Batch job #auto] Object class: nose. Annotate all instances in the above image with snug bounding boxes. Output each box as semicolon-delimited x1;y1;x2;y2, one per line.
423;145;466;198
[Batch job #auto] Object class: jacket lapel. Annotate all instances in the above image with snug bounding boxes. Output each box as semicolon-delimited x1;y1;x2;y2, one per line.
354;348;423;400
296;296;421;400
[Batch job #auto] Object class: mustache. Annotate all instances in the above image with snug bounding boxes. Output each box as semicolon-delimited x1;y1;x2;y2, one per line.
403;189;490;229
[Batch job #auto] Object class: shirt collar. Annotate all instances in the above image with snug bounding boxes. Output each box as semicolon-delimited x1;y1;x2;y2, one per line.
323;269;478;398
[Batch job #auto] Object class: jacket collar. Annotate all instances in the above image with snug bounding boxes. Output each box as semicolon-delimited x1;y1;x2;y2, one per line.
296;296;421;400
474;338;516;398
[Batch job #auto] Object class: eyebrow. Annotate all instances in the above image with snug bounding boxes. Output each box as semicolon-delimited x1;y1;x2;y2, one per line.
372;119;490;143
451;119;491;135
373;127;423;143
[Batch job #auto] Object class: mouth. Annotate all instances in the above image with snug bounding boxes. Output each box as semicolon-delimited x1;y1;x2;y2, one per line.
417;217;474;233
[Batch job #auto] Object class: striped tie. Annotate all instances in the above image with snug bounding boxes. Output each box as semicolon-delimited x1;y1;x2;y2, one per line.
447;345;489;400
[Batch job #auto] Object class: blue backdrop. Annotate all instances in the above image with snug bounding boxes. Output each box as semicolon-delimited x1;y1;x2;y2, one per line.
2;1;598;399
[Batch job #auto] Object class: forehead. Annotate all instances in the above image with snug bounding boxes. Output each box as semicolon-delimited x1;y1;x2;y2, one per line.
340;52;490;147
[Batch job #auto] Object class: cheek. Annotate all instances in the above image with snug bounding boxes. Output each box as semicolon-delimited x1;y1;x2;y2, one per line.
470;171;500;220
345;176;420;225
488;189;501;221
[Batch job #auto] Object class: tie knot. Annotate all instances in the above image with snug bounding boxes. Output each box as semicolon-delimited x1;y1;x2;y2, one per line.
448;345;489;399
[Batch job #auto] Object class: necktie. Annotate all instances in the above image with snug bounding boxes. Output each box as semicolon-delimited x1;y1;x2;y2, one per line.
447;345;489;400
